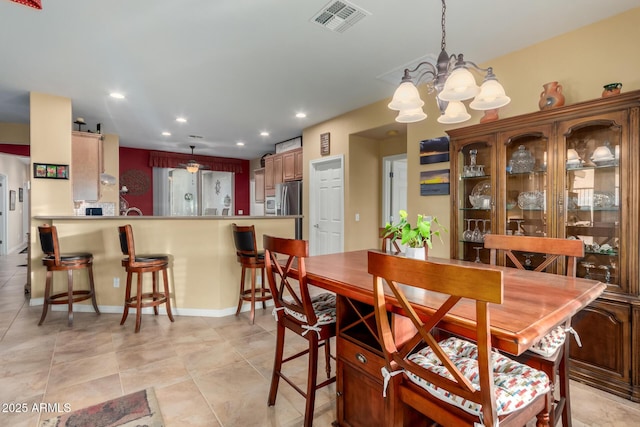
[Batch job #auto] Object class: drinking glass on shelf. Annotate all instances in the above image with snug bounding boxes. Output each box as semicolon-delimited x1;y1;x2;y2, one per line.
482;219;491;237
473;246;483;263
598;265;611;284
581;261;595;280
463;219;473;241
523;253;534;270
472;219;483;242
513;219;525;236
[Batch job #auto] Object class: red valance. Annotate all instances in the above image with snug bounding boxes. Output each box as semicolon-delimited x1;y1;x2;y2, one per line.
148;150;244;174
10;0;42;9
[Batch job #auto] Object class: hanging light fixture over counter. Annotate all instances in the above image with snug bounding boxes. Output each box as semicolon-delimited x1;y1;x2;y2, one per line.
388;0;510;124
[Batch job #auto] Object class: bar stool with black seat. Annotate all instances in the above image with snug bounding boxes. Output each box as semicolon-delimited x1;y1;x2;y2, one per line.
37;224;100;326
484;234;584;427
263;235;336;427
231;223;272;324
118;224;174;333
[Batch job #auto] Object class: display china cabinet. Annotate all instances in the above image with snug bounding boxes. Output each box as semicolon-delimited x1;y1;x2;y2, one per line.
447;90;640;402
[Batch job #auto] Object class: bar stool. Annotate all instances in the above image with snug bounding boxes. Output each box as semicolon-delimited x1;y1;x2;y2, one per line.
118;224;174;333
232;224;272;324
37;224;100;326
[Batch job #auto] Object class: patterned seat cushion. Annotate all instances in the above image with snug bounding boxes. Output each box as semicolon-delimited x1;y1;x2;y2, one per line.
284;293;336;326
527;325;566;357
406;337;550;416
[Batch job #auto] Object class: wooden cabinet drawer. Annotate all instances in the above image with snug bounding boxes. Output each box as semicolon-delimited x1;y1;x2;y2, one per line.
338;336;385;381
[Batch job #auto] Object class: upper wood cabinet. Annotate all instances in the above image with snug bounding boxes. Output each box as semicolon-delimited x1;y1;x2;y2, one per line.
294;147;303;180
254;168;265;203
71;131;103;202
264;148;303;195
447;90;640;402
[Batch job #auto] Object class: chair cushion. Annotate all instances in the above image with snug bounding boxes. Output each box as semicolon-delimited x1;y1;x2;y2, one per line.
526;325;566;357
284;293;336;326
406;337;550;417
134;254;169;262
48;252;93;262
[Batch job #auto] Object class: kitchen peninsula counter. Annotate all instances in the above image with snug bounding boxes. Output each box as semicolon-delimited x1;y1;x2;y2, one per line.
30;216;298;316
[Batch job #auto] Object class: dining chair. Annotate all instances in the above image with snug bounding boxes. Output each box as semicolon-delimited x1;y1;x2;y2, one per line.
379;227;402;254
118;224;174;332
263;235;336;427
369;250;551;427
221;207;229;215
483;234;584;427
37;224;100;326
232;224;272;324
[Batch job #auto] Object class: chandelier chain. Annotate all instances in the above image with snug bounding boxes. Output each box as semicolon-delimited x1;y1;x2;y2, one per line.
440;0;446;52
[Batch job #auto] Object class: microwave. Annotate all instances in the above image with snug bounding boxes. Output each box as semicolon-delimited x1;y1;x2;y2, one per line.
265;196;276;215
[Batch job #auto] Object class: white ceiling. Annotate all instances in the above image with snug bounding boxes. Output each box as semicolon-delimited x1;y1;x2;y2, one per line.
0;0;637;160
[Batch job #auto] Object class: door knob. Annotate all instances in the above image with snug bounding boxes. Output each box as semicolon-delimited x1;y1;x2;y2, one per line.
313;224;319;228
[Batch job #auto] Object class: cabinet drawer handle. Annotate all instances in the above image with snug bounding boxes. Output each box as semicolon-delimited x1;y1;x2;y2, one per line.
356;352;367;364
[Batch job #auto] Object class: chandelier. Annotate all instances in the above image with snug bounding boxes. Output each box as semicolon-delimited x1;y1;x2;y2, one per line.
388;0;510;124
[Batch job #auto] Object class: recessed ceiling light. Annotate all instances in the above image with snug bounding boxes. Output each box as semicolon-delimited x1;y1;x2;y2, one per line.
162;131;171;136
176;117;187;123
236;142;245;146
296;112;307;118
260;131;269;137
109;92;125;99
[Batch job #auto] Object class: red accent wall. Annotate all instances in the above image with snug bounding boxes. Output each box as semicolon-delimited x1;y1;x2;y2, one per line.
119;147;249;216
0;144;29;156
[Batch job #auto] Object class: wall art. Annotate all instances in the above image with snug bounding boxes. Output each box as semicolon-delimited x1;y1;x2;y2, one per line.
420;169;450;196
33;163;69;179
420;136;450;164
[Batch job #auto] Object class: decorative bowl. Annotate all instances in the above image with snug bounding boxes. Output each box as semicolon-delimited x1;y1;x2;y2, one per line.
517;191;544;210
469;195;491;209
593;192;615;208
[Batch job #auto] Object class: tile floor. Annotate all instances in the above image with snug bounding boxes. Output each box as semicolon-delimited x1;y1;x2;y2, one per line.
1;251;640;426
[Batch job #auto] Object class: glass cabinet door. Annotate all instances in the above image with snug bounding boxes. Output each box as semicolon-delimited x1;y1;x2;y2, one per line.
455;137;495;263
499;127;552;270
561;113;624;292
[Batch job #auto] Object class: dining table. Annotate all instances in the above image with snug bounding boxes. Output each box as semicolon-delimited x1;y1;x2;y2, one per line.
295;249;606;426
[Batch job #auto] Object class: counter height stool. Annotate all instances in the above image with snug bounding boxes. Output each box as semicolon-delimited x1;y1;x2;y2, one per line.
232;224;272;324
484;234;585;427
118;224;174;333
37;225;100;326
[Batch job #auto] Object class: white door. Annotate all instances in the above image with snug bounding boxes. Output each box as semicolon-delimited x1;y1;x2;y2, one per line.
309;155;344;256
382;155;407;226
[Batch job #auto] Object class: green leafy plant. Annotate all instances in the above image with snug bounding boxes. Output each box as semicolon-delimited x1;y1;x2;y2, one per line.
383;210;447;249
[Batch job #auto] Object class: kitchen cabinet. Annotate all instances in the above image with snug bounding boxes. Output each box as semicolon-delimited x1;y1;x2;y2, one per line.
294;147;303;180
282;147;303;182
254;168;265;203
265;149;303;195
447;90;640;402
264;155;275;196
71;131;103;202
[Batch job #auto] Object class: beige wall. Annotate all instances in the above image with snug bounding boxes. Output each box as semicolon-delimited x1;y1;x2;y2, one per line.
0;122;29;144
303;7;640;258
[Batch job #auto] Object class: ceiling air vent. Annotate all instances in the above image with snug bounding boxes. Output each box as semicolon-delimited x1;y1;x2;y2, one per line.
311;1;370;33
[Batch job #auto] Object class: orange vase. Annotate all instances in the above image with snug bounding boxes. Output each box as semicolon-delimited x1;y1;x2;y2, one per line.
602;82;622;97
538;81;565;110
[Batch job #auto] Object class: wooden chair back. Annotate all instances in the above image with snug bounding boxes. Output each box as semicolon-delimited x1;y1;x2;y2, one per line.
38;225;61;265
379;227;402;254
263;235;318;327
483;234;584;276
369;250;504;427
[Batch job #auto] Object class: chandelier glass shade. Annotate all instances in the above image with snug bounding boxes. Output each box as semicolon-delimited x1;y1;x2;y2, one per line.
185;162;200;174
388;0;510;124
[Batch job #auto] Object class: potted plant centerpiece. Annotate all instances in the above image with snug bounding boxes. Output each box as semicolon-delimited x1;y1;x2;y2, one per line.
383;210;446;259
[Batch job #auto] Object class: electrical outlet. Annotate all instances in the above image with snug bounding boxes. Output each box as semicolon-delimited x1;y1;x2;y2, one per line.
355;213;360;222
238;209;243;215
113;277;120;288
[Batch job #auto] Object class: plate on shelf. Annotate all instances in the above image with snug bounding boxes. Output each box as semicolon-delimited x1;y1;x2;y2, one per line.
593;158;618;167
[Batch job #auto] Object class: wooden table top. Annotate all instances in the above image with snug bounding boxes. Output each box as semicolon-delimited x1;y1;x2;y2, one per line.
302;250;606;355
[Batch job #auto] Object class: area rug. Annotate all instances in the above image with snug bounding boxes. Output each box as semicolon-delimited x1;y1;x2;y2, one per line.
40;388;164;427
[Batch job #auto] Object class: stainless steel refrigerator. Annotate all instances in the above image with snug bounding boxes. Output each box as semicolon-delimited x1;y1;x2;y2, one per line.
275;181;302;239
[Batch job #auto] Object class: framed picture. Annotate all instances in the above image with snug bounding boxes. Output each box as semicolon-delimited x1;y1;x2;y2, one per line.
320;132;330;156
420;169;450;196
9;190;16;211
33;163;69;179
19;187;23;202
420;136;450;164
